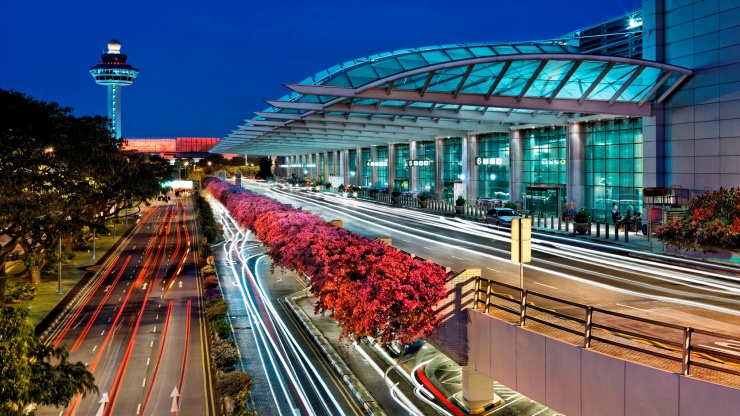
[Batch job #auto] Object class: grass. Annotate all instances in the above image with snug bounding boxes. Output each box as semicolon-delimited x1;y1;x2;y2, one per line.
10;221;134;328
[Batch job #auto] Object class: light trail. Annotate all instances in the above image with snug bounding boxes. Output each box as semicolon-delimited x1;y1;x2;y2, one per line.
139;300;174;415
214;199;347;416
266;188;740;316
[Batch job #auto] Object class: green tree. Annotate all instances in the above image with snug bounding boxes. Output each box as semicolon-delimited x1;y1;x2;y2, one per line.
0;306;97;414
0;89;168;301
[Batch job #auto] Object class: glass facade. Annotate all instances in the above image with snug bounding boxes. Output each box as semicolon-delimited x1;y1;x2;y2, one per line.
318;153;325;181
327;152;334;176
476;133;510;200
442;138;463;200
416;141;435;193
393;144;410;191
375;146;389;188
522;127;567;215
348;149;357;186
361;148;371;187
584;118;643;222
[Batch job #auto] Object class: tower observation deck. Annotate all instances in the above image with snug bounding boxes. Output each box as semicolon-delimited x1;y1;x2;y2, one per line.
90;40;138;139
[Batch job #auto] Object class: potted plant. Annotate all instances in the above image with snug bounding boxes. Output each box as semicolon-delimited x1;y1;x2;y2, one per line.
455;195;466;214
418;191;430;208
573;208;591;235
391;187;401;204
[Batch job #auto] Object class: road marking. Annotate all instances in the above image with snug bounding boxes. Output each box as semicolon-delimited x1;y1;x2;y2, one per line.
451;255;464;260
142;378;146;387
150;341;154;348
147;357;150;365
153;326;157;333
532;281;557;290
486;267;501;272
423;246;434;250
101;330;105;336
92;345;97;352
616;303;648;312
108;317;111;322
156;314;159;320
136;403;141;415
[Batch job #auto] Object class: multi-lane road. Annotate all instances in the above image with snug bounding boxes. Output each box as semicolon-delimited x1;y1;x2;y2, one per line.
38;197;214;416
36;180;740;416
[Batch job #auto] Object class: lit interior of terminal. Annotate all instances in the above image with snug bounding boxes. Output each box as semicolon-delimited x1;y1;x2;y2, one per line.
211;3;739;223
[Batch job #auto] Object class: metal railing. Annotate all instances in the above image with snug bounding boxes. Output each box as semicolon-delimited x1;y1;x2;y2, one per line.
474;277;740;385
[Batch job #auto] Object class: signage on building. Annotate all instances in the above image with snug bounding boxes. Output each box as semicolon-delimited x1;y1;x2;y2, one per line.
407;159;433;167
279;163;317;168
475;157;509;166
541;159;566;165
365;161;388;167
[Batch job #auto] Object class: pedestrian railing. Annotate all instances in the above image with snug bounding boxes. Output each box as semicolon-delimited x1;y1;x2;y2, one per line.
474;276;740;386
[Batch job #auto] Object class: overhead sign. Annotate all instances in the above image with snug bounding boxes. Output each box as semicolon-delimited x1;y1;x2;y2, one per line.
407;159;433;167
475;157;509;166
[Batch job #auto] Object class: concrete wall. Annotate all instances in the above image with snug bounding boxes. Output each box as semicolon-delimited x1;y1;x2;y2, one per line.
468;310;740;416
427;268;479;365
643;0;740;192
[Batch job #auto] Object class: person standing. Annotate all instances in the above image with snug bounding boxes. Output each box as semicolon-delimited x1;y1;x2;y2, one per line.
611;202;619;224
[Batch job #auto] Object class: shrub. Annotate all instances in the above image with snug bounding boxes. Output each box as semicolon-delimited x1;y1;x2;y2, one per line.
216;371;253;404
211;338;239;371
201;265;216;276
504;201;517;210
204;287;223;302
205;299;228;322
455;196;466;206
574;208;591;223
213;317;232;339
4;282;37;303
203;275;220;289
417;191;430;201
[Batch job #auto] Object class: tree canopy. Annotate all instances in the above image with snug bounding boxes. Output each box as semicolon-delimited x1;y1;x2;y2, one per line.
657;187;740;251
0;89;169;300
0;305;97;414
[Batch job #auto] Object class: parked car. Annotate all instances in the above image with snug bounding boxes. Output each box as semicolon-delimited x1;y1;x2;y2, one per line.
388;340;425;357
484;208;520;227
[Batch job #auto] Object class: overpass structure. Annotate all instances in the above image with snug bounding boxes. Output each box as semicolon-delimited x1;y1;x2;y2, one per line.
211;2;740;414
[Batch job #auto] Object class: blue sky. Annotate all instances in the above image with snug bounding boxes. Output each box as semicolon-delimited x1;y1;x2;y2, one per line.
1;0;641;139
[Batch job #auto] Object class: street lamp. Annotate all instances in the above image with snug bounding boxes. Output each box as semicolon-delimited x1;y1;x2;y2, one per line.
57;236;62;294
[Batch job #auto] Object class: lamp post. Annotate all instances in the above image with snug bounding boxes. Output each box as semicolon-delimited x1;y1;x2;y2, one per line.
92;227;96;260
57;236;62;294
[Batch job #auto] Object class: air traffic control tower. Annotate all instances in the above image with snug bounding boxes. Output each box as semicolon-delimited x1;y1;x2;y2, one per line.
90;40;138;139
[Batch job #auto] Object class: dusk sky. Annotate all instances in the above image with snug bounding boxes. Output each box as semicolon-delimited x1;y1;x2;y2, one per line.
2;0;641;139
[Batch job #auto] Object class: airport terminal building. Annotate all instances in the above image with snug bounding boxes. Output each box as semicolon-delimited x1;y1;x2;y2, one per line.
211;1;740;222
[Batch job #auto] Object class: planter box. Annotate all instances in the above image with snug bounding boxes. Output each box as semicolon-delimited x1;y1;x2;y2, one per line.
573;222;589;235
455;205;465;215
419;200;428;208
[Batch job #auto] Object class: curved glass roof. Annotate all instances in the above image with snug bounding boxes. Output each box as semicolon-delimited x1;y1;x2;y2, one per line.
213;42;691;155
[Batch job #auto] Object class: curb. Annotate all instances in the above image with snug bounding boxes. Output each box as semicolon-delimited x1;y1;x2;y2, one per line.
449;395;496;415
284;293;387;416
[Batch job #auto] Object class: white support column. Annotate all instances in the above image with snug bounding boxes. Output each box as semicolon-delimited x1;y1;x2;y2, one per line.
510;130;524;207
341;149;349;186
466;134;479;202
355;148;363;186
461;365;494;401
435;138;444;200
371;146;378;187
567;122;585;209
409;141;418;192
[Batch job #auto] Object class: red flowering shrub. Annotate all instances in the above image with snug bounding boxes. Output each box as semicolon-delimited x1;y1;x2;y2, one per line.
204;177;449;345
657;187;740;251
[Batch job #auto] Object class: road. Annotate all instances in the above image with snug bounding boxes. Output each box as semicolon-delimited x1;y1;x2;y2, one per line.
38;197;214;416
217;180;740;413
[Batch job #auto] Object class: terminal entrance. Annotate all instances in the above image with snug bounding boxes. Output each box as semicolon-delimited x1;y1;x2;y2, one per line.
525;184;565;218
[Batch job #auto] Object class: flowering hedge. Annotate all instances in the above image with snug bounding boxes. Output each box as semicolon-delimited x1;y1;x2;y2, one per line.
657;187;740;251
204;177;448;345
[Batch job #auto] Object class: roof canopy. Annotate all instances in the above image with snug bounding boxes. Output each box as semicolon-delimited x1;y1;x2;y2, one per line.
212;42;691;156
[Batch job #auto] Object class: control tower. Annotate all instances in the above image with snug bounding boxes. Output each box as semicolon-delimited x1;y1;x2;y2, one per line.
90;40;138;139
